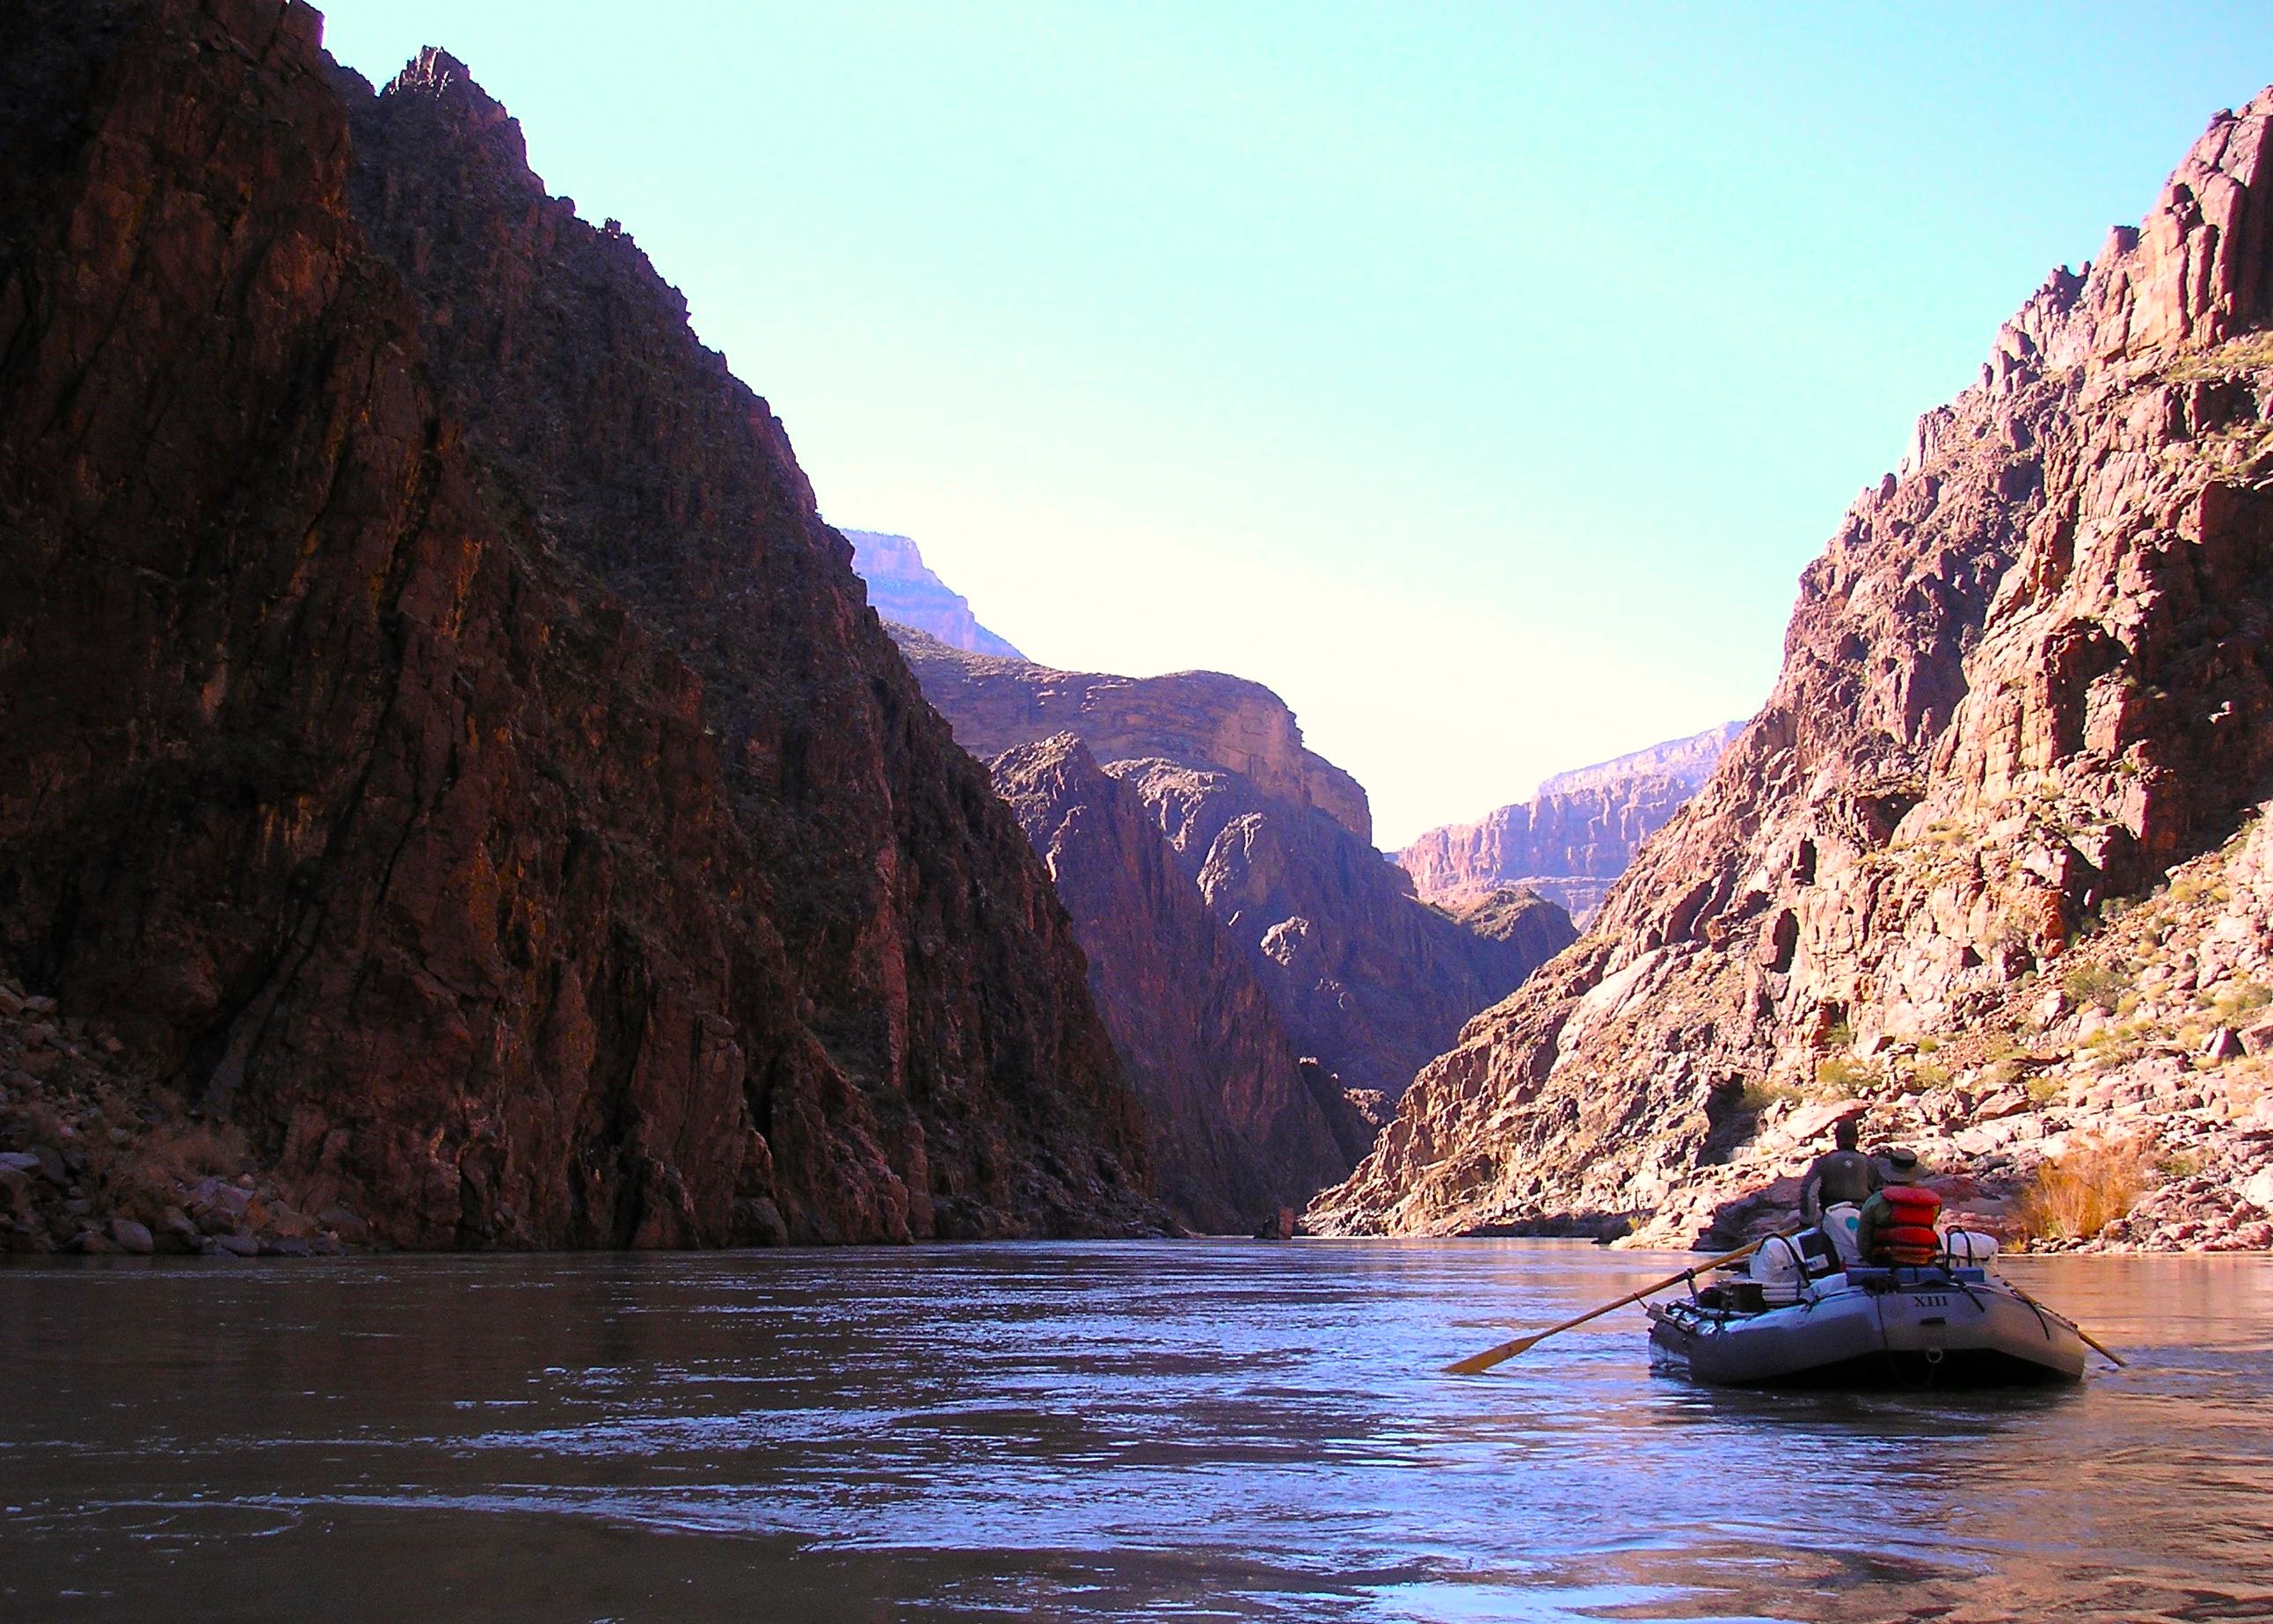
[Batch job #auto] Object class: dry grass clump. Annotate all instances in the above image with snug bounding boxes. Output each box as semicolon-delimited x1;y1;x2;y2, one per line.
2017;1136;2150;1242
130;1118;246;1184
2166;330;2273;382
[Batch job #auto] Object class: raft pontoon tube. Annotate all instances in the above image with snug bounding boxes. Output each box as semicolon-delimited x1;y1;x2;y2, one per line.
1646;1261;2088;1387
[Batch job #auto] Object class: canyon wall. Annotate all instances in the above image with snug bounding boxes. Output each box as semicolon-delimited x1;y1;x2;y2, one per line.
1399;723;1742;923
896;633;1575;1106
1315;91;2273;1250
846;529;1024;659
0;0;1156;1252
993;735;1351;1231
893;630;1373;843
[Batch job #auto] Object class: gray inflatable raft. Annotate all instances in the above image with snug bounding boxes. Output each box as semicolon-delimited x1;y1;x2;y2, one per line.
1647;1265;2087;1387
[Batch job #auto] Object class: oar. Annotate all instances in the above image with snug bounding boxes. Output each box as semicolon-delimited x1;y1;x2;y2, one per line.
1444;1233;1789;1376
2002;1280;2128;1370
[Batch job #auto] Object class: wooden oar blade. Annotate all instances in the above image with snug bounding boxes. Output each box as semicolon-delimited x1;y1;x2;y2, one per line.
1439;1232;1785;1377
1442;1335;1537;1375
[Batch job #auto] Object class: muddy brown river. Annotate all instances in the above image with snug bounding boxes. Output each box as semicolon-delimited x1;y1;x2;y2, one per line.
2;1242;2268;1621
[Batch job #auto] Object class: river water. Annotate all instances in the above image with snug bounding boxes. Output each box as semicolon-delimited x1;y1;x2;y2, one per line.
1;1242;2268;1622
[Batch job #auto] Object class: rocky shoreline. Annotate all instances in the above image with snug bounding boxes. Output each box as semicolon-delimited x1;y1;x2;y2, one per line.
0;974;367;1258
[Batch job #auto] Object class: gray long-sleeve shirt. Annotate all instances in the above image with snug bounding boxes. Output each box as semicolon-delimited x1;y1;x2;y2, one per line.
1799;1148;1882;1221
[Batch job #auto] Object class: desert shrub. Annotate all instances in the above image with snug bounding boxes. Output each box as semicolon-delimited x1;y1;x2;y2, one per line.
1908;1058;1954;1090
133;1120;247;1184
2165;330;2273;381
2169;871;2231;908
1736;1079;1802;1115
1815;1053;1875;1096
2016;1137;2150;1242
2024;1074;2065;1106
2062;960;2128;1010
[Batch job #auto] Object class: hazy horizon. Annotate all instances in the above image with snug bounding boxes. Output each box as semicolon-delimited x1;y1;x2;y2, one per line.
323;2;2273;845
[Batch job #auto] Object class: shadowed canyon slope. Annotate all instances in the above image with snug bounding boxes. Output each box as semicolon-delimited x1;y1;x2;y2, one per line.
1315;91;2273;1249
1399;723;1743;925
992;735;1356;1231
0;0;1156;1250
895;631;1576;1111
846;529;1024;658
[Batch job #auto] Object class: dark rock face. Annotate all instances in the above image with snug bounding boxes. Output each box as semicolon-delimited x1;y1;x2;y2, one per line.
993;736;1349;1231
1111;759;1576;1103
892;634;1577;1106
0;0;1155;1248
845;530;1024;658
1399;724;1743;924
1314;90;2273;1245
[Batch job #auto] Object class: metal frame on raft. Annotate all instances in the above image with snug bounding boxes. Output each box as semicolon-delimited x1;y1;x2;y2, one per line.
1444;1228;2123;1385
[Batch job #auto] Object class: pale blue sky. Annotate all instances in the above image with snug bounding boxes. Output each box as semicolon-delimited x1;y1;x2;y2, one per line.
324;3;2273;845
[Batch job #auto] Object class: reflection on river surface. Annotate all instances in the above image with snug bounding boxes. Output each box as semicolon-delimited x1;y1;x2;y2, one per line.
2;1242;2268;1621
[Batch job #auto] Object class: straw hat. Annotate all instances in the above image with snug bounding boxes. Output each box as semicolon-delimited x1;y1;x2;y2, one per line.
1881;1146;1922;1184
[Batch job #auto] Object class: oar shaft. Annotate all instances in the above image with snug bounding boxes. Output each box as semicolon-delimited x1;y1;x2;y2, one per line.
2007;1282;2127;1369
1444;1233;1781;1375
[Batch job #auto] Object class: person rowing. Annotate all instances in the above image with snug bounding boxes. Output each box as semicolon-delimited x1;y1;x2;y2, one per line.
1797;1114;1881;1223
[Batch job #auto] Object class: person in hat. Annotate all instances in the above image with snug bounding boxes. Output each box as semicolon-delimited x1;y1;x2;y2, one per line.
1798;1115;1881;1223
1854;1147;1939;1263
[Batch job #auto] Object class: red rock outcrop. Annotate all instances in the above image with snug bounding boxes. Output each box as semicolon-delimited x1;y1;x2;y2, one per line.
1313;91;2273;1250
845;530;1024;658
0;0;1155;1249
1399;724;1742;924
892;630;1373;843
992;735;1351;1231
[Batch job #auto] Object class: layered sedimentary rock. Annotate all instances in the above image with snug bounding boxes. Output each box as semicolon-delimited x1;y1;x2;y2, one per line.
1399;723;1742;924
892;630;1373;842
845;529;1024;658
0;0;1155;1251
1314;91;2273;1250
992;736;1351;1230
1534;725;1744;800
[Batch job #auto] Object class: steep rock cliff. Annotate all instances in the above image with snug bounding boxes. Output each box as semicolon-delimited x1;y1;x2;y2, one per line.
1399;724;1742;924
0;0;1154;1250
892;633;1575;1103
992;735;1350;1231
1111;758;1575;1102
892;630;1373;843
1314;91;2273;1249
846;529;1024;658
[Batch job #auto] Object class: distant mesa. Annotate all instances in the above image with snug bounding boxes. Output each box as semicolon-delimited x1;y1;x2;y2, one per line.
1400;722;1744;925
845;529;1024;658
